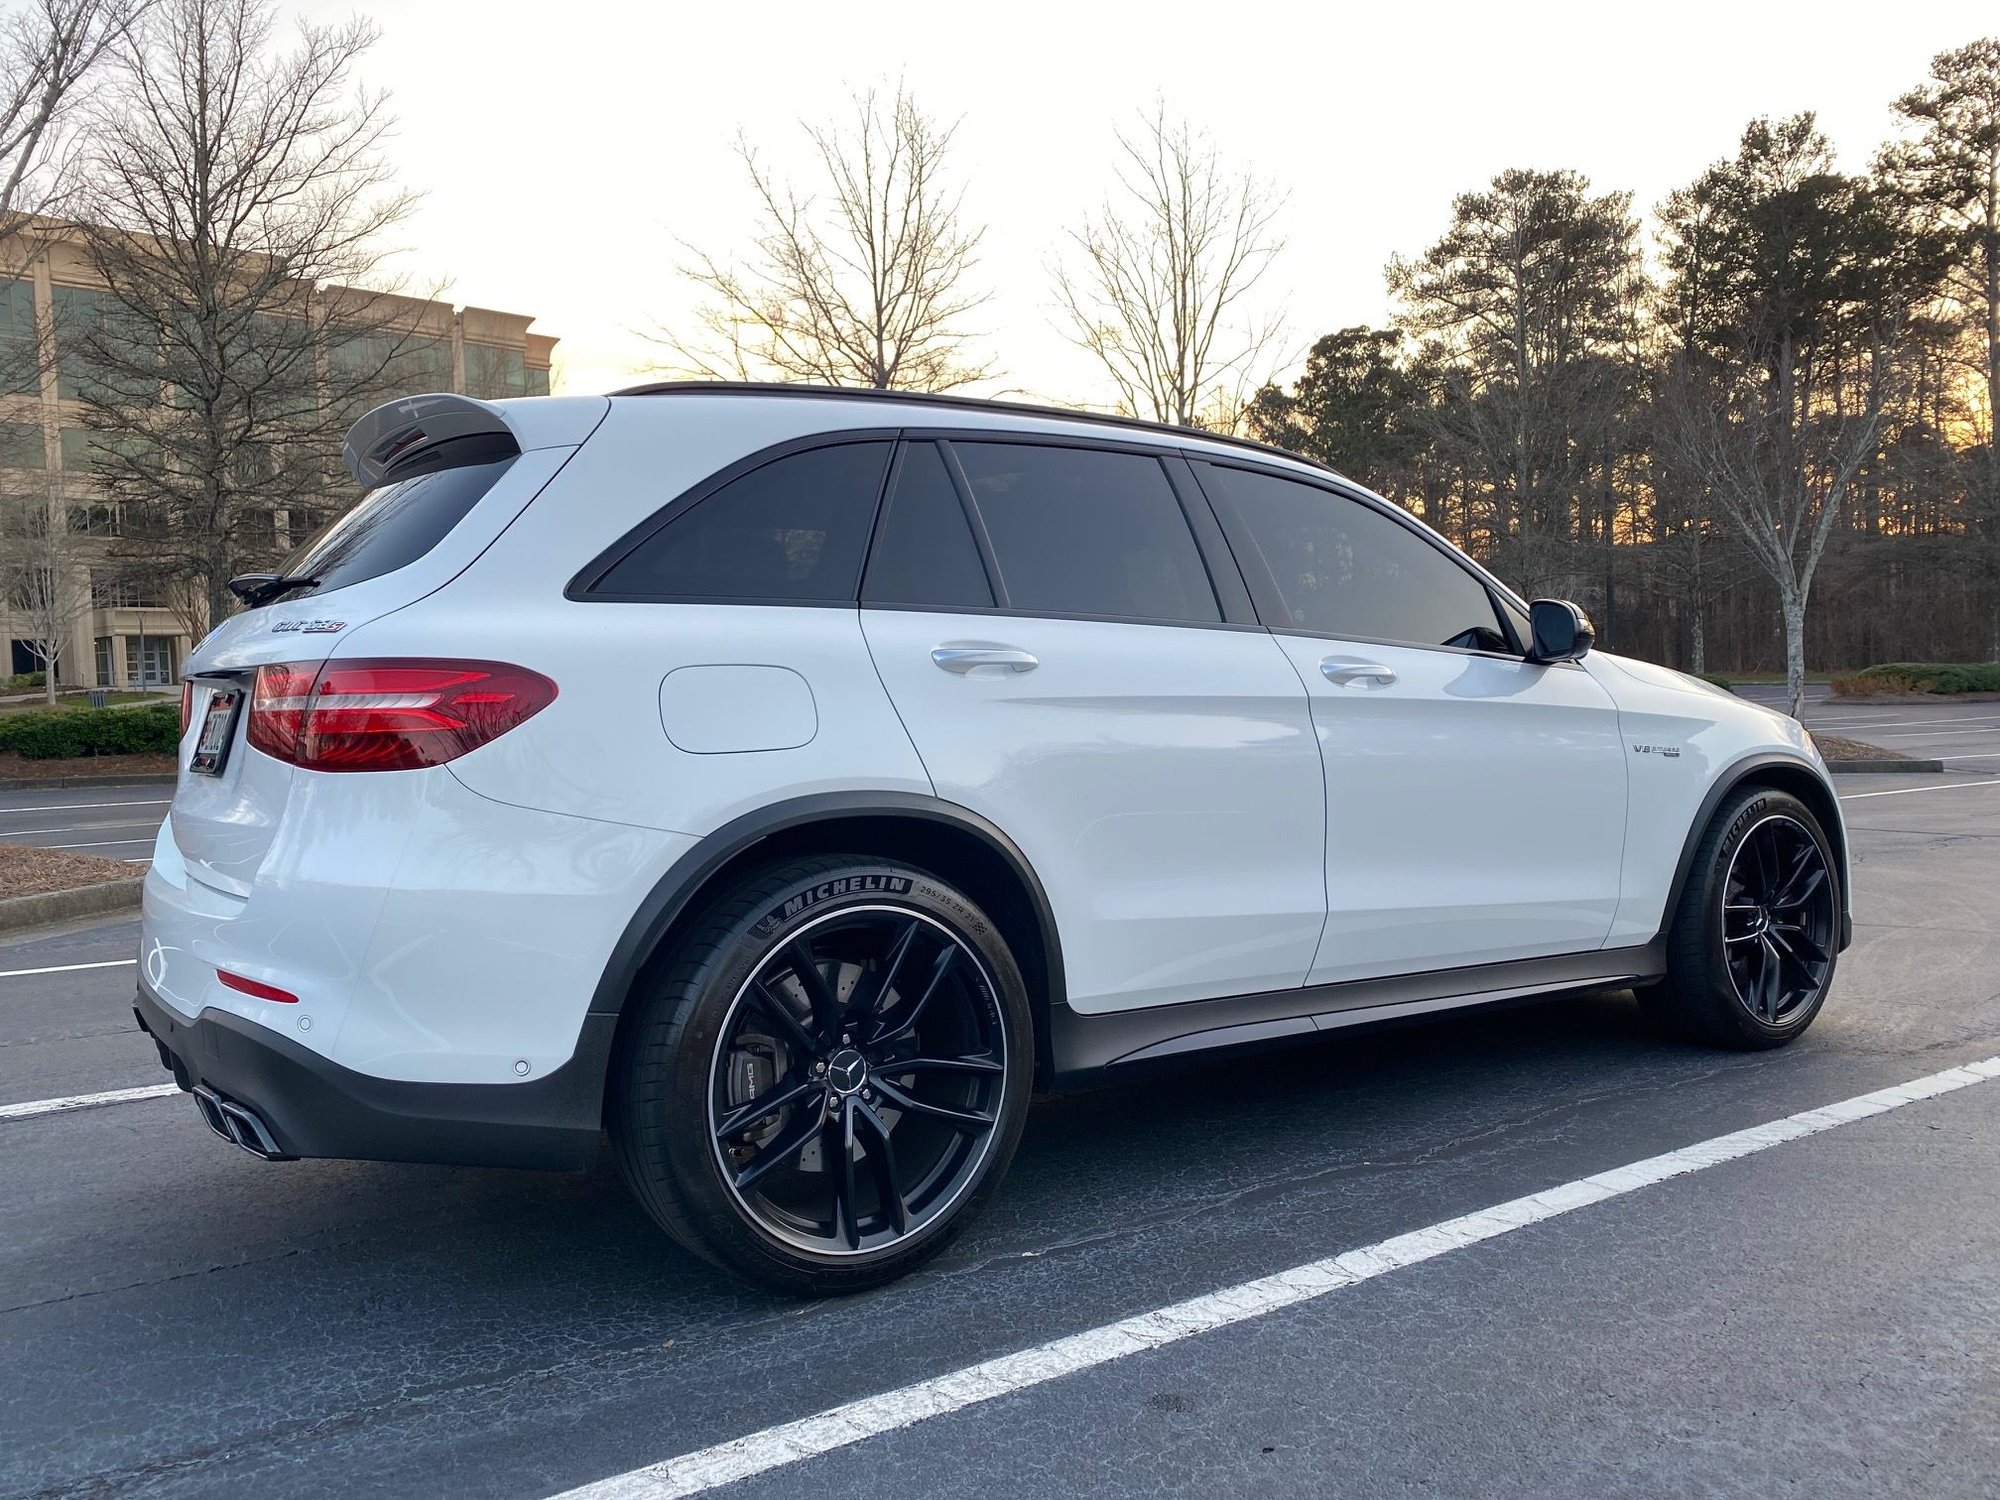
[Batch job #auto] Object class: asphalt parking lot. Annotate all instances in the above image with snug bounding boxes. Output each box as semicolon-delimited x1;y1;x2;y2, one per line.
0;783;169;867
1732;683;2000;768
3;769;1999;1499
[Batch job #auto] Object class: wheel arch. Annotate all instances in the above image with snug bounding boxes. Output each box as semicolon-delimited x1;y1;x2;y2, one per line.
590;793;1068;1094
1662;754;1852;951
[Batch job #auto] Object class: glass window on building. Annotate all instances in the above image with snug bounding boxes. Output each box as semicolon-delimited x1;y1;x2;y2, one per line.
67;503;121;536
329;330;454;406
0;420;44;469
525;365;550;397
464;343;527;399
93;635;112;687
0;277;39;396
53;286;157;403
123;633;177;688
90;571;170;609
63;426;154;476
393;335;454;394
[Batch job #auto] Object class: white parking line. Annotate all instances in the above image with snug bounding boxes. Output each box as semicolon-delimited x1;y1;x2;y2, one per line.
1868;728;2000;741
40;838;158;850
1809;714;2000;730
0;828;164;840
0;1082;179;1121
0;798;168;813
1840;779;2000;801
0;958;136;980
547;1056;2000;1500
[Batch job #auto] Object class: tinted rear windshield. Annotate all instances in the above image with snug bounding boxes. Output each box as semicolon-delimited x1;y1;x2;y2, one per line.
278;455;517;598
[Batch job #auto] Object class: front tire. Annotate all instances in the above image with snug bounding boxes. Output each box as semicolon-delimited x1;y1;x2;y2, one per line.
611;855;1032;1295
1642;785;1840;1049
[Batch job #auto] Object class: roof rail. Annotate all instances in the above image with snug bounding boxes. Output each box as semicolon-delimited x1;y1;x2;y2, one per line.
608;380;1334;473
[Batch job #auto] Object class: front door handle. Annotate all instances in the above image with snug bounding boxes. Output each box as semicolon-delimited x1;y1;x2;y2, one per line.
931;646;1039;674
1320;657;1396;686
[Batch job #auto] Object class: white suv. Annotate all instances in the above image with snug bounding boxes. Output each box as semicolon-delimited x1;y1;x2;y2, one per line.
136;385;1848;1293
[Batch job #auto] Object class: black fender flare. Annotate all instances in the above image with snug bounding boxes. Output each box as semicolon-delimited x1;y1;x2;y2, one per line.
1659;753;1852;951
584;789;1069;1046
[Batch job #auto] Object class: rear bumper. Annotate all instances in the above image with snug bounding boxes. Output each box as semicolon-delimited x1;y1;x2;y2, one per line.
134;981;612;1172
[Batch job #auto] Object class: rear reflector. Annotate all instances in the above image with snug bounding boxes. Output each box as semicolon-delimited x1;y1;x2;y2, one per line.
217;969;299;1004
179;681;193;735
247;658;556;772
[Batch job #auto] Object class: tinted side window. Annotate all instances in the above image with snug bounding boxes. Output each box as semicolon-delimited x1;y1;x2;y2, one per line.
593;442;890;602
282;453;517;597
1202;466;1507;650
954;442;1219;624
862;442;994;608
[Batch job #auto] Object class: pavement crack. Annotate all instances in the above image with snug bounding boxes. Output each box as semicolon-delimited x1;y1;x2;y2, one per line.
0;1245;313;1316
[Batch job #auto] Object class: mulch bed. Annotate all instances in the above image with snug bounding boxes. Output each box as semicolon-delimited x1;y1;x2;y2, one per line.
1817;735;1913;763
0;842;135;898
0;752;178;782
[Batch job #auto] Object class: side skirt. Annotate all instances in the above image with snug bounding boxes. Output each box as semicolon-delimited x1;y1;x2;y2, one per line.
1047;944;1666;1083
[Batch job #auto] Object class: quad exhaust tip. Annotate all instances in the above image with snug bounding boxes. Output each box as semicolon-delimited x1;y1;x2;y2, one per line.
190;1084;295;1161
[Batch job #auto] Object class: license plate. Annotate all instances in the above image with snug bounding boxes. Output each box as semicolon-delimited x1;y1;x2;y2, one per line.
189;689;241;776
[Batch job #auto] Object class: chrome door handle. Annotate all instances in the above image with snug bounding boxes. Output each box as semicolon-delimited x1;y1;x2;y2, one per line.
931;646;1039;674
1320;658;1396;686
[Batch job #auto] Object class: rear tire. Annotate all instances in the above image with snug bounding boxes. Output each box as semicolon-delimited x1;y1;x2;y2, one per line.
1641;785;1840;1049
610;855;1032;1295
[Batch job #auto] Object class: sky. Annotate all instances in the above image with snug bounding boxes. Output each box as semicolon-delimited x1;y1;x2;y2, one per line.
289;0;2000;403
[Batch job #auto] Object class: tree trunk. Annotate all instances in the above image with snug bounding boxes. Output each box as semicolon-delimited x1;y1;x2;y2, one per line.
1691;608;1707;677
1782;588;1808;721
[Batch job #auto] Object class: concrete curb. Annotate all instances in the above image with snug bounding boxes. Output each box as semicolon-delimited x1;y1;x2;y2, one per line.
0;877;144;935
0;773;176;792
1826;759;1944;774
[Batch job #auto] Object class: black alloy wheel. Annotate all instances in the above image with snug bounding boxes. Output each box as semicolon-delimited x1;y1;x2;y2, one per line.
1644;784;1841;1050
610;855;1032;1295
708;905;1010;1256
1720;813;1837;1024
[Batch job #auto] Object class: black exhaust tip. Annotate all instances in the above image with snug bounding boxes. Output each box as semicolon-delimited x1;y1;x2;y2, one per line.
190;1084;296;1161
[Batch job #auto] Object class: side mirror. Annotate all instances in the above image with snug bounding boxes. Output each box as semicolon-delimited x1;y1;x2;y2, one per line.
1528;599;1595;663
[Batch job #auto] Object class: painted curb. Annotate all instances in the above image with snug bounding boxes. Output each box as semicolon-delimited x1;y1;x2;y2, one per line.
0;878;144;935
1826;759;1944;774
0;773;176;792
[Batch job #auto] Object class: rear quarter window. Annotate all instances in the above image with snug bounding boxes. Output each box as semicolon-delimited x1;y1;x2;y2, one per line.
281;455;518;596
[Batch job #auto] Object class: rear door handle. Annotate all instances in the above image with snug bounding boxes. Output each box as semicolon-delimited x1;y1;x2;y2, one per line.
1320;657;1396;686
931;646;1039;674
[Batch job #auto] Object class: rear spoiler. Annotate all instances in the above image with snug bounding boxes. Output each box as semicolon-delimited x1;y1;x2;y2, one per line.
342;393;610;488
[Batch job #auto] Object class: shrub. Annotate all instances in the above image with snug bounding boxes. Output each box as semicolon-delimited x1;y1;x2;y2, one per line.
0;702;180;759
1699;673;1734;690
1831;662;2000;696
2;671;47;693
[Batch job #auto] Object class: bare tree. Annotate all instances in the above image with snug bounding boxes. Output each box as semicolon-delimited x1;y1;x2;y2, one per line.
0;0;141;230
67;0;422;633
663;85;991;392
1658;348;1899;715
1053;106;1285;429
0;484;91;702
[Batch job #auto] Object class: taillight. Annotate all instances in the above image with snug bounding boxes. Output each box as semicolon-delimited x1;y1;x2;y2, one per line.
247;658;556;772
179;681;193;735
